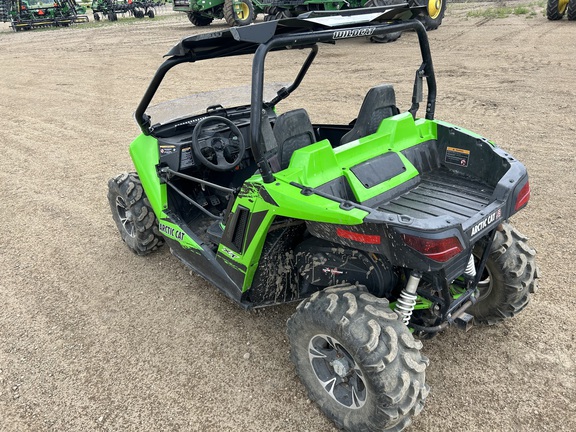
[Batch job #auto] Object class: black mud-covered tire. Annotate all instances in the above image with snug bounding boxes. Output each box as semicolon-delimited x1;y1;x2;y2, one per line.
187;12;213;26
147;8;155;18
287;285;429;432
469;223;538;325
418;0;446;31
94;12;100;21
223;0;254;26
567;0;576;20
547;0;567;20
366;0;402;43
108;172;164;256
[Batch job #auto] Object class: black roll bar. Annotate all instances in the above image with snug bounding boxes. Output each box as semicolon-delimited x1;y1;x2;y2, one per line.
249;19;436;184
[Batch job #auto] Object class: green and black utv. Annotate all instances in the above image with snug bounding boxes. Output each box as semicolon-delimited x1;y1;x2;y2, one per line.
108;4;538;431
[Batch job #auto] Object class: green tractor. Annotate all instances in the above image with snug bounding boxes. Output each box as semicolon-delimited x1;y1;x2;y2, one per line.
547;0;576;20
173;0;260;26
174;0;446;32
108;4;537;431
0;0;89;31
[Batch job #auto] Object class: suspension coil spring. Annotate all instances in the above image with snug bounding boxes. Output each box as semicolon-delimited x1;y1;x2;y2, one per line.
395;272;422;326
396;290;418;326
464;254;476;278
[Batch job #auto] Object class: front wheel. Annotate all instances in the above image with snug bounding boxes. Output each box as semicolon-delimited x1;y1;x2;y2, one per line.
108;172;164;256
547;0;568;19
418;0;446;31
468;223;538;325
287;285;429;432
187;12;213;26
223;0;254;26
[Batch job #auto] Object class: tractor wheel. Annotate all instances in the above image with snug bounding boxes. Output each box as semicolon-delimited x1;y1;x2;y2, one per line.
187;11;213;26
468;223;538;325
94;12;100;21
108;11;117;21
287;285;429;432
567;0;576;19
365;0;402;43
418;0;446;30
147;8;155;18
223;0;254;26
108;172;165;256
547;0;569;20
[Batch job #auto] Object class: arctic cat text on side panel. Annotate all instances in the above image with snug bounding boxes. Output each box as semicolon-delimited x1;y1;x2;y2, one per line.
108;4;538;431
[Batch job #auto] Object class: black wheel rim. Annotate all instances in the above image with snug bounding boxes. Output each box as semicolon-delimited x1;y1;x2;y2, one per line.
308;334;366;409
115;195;135;238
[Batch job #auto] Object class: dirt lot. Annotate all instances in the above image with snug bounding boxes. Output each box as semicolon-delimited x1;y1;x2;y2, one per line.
1;3;575;431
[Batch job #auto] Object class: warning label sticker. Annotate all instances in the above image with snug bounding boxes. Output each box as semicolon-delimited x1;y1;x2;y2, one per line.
160;145;176;155
445;147;470;167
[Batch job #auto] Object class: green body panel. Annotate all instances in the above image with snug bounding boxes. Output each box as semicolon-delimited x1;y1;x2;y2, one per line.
276;113;436;203
216;114;437;292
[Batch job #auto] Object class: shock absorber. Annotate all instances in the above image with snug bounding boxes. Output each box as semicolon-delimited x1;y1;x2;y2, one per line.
395;271;422;326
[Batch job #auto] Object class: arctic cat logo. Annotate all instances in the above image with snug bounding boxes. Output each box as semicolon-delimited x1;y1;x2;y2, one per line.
333;28;375;40
471;209;502;236
159;222;185;240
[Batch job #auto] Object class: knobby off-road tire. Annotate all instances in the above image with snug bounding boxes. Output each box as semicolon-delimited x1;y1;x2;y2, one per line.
108;172;164;256
366;0;402;43
287;285;429;432
418;0;446;31
567;0;576;20
547;0;568;20
187;12;213;26
468;222;538;325
223;0;254;27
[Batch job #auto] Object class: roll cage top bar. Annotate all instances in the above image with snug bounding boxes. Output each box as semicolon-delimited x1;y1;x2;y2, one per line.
134;3;436;183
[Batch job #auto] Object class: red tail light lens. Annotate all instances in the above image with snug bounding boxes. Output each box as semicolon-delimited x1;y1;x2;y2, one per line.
401;234;463;262
514;181;530;211
336;228;381;245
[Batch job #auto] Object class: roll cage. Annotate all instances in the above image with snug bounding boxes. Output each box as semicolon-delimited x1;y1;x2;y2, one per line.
134;3;436;183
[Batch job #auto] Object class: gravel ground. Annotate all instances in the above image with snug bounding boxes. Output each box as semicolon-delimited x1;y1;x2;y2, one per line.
1;3;575;431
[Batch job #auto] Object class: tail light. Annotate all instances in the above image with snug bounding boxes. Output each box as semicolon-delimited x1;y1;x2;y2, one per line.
401;234;463;262
514;181;530;211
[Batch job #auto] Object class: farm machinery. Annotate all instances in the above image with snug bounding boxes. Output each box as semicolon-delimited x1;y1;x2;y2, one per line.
173;0;446;33
546;0;576;20
108;4;537;431
91;0;159;21
0;0;89;30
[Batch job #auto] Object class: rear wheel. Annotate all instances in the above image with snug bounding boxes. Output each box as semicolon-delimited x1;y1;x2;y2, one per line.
567;0;576;19
108;172;164;256
366;0;402;43
287;285;429;432
547;0;568;20
147;8;155;18
418;0;446;30
468;223;538;325
223;0;254;26
187;12;213;26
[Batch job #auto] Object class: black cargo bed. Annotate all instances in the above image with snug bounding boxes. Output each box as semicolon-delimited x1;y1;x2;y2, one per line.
377;168;495;221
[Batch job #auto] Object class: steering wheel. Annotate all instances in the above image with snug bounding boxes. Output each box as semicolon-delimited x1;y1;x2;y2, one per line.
191;116;246;172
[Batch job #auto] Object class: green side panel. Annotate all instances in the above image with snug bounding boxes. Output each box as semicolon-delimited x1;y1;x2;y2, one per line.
129;134;166;217
129;134;202;251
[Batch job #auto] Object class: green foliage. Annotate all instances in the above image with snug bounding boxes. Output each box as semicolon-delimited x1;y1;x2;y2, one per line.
466;2;540;19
